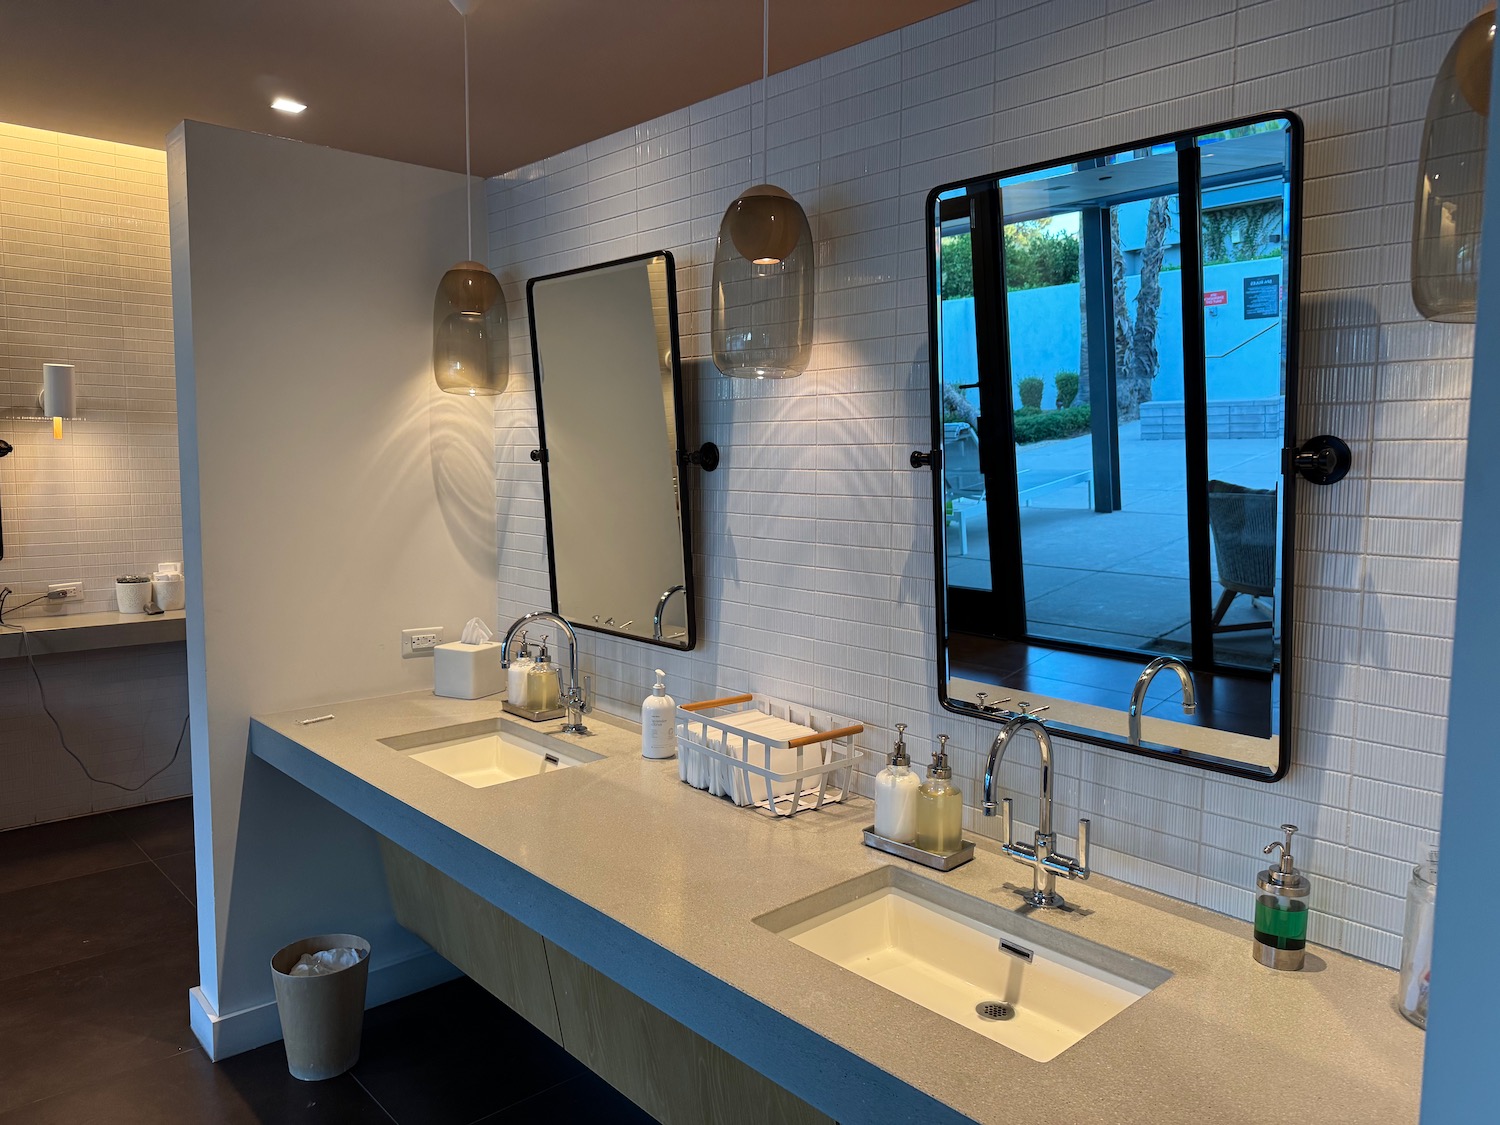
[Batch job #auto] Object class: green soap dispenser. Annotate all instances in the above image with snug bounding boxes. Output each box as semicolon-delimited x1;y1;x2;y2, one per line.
1254;823;1310;971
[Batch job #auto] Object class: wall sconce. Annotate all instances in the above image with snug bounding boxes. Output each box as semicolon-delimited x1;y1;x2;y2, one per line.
1412;6;1495;322
0;437;11;560
710;0;815;380
39;363;77;439
433;0;508;396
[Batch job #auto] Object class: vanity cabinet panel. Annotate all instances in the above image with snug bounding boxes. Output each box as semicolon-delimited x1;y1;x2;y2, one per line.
378;839;831;1124
378;839;562;1044
544;938;834;1125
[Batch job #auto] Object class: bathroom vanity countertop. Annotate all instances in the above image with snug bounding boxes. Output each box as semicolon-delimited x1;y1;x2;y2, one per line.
0;608;186;658
251;690;1424;1125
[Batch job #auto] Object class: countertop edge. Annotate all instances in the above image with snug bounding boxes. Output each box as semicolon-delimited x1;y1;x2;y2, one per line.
0;609;186;657
249;718;975;1125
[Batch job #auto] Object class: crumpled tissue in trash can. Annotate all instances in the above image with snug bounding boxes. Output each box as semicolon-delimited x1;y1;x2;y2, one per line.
288;947;364;976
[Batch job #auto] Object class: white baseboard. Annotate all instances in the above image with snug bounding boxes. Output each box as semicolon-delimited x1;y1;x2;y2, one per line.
188;949;461;1061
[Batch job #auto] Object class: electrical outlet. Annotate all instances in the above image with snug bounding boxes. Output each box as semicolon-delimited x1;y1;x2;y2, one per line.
47;581;83;600
401;626;444;658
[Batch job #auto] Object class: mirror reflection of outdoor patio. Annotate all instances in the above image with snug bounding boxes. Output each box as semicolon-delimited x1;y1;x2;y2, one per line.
928;115;1300;777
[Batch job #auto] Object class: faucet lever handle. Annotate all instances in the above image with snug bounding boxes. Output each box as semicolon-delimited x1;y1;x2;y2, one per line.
1001;797;1013;848
578;674;593;714
1075;818;1090;878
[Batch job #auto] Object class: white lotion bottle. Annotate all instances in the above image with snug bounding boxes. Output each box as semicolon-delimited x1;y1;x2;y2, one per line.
506;632;533;705
641;668;677;759
873;723;920;843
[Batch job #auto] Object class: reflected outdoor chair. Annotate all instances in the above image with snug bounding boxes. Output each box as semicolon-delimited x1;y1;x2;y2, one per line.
943;422;985;504
1207;479;1277;633
942;422;985;556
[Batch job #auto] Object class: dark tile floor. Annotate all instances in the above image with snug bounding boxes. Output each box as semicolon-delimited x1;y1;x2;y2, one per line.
0;799;657;1124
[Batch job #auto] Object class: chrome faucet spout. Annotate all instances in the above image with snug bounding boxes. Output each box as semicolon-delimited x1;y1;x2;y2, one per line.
502;611;591;734
1128;656;1197;746
652;585;686;641
983;713;1088;909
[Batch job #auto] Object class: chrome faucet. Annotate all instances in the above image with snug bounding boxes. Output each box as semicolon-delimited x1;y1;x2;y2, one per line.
1128;656;1197;746
501;611;591;734
653;585;686;641
983;709;1090;909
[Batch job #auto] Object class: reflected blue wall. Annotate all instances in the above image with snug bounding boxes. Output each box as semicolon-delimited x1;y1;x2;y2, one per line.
939;257;1284;411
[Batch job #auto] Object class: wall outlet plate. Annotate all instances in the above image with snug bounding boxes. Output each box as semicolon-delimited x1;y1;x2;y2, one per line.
401;626;444;658
47;581;83;600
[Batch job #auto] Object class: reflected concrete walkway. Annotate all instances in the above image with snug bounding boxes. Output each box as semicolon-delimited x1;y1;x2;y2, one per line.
947;420;1281;659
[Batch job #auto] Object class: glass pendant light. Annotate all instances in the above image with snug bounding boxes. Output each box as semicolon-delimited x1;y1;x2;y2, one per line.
711;0;814;380
1412;5;1495;323
434;0;507;395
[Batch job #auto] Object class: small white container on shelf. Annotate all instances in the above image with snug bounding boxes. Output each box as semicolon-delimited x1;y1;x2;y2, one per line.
675;691;863;818
151;563;185;611
115;575;152;613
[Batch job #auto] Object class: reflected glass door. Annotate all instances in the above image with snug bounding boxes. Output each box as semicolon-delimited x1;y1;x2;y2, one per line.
936;127;1291;680
1010;189;1192;655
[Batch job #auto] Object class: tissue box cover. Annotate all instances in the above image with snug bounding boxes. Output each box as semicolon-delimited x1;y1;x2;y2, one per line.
434;641;504;699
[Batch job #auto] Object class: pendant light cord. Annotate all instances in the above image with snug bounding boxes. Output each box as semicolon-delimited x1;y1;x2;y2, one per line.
464;11;473;260
760;0;769;183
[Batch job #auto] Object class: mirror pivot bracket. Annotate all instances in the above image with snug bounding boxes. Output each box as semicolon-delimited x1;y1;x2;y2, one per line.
530;448;547;463
910;449;940;469
1290;434;1351;485
678;442;720;472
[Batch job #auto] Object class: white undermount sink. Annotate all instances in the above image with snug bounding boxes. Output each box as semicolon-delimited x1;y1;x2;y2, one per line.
378;719;603;789
757;868;1169;1062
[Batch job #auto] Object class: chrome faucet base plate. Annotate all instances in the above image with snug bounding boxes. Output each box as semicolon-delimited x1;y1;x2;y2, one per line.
1021;889;1066;910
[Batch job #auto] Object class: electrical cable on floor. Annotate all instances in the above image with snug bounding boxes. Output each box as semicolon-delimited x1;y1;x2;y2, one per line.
0;586;189;792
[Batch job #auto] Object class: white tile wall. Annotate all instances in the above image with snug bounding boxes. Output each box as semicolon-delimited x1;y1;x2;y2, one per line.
487;0;1471;967
0;122;180;616
0;122;189;827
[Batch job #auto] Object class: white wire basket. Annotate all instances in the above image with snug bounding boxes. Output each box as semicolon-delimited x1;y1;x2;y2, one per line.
675;692;863;818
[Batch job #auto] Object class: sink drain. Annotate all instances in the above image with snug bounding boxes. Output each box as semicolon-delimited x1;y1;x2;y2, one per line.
975;1000;1014;1021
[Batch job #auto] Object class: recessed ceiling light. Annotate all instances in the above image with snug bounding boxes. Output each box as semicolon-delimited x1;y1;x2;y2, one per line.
271;96;307;114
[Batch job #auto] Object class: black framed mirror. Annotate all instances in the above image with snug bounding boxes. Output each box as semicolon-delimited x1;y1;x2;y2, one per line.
924;114;1303;780
527;250;698;650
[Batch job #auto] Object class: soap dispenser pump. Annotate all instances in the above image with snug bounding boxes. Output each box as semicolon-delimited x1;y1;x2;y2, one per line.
527;640;561;712
641;669;677;760
873;723;920;844
506;630;533;705
916;734;963;855
1254;823;1310;971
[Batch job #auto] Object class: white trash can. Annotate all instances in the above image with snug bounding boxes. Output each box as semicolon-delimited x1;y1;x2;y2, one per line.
269;933;371;1081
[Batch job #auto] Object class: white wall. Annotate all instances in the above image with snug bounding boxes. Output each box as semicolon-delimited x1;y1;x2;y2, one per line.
168;121;494;1055
488;0;1472;968
1421;34;1500;1121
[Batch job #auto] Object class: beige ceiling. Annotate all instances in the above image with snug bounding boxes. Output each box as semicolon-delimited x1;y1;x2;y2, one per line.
0;0;970;177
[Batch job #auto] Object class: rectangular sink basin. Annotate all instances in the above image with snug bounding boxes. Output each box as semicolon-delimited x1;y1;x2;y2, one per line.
756;867;1169;1062
379;719;603;789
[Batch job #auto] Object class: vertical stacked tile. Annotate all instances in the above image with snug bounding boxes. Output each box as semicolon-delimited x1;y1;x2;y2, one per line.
485;0;1469;966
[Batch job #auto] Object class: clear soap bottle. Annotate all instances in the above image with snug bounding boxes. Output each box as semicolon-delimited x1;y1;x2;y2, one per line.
916;734;963;854
1254;823;1310;971
527;640;561;712
873;723;920;843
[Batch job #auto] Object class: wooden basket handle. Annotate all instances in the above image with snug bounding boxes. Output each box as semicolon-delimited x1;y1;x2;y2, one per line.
679;693;756;713
787;724;865;748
